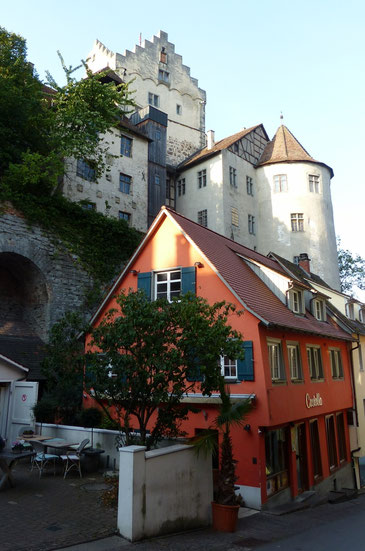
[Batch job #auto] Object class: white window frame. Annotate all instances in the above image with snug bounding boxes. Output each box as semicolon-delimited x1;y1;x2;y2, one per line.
329;348;344;379
313;298;325;321
246;176;253;196
267;340;285;381
291;213;304;232
177;178;186;196
359;308;365;323
229;166;237;188
287;343;303;381
309;174;320;193
148;92;160;107
306;346;324;380
154;269;182;302
220;355;238;380
198;169;207;188
289;288;304;314
273;174;288;192
346;302;355;319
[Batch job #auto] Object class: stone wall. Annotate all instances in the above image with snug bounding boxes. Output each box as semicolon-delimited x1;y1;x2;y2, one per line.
0;207;92;341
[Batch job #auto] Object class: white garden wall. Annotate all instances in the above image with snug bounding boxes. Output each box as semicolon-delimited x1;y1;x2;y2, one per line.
117;444;212;541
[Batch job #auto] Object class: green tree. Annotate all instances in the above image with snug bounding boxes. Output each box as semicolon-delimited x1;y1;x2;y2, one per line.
337;238;365;294
86;291;244;449
41;311;89;425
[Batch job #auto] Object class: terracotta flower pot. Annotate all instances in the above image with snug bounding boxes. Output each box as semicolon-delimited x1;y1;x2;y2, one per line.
211;501;240;532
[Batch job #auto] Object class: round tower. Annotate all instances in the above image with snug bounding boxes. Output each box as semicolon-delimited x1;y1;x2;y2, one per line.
256;125;340;290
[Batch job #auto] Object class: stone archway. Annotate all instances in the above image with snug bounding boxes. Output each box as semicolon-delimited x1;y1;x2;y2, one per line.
0;252;50;340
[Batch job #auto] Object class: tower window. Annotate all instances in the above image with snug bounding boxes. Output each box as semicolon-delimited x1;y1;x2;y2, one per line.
176;104;182;115
246;176;253;196
158;69;169;83
148;92;160;107
291;213;304;232
273;174;288;192
198;169;207;188
248;214;255;235
309;174;320;193
229;167;237;188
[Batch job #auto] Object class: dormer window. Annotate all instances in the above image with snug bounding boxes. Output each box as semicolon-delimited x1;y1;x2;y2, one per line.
313;298;326;321
359;308;365;323
289;288;304;314
346;302;355;320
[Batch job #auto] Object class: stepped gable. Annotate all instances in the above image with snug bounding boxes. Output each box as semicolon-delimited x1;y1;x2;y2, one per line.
257;125;334;177
179;124;263;169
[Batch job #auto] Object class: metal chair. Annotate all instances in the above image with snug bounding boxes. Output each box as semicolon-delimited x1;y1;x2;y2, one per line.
31;441;59;477
60;439;90;479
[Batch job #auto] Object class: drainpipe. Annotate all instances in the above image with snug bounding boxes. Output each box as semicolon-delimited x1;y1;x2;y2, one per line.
348;335;360;489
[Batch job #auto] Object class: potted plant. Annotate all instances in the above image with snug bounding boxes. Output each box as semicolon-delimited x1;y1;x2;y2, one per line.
11;440;25;453
192;388;253;532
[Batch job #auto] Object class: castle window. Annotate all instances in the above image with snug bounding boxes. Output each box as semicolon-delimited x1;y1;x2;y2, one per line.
119;173;131;194
160;48;167;64
76;159;96;182
119;211;131;224
198;209;208;227
177;178;186;196
158;69;170;83
273;174;288;192
229;167;237;188
246;176;253;196
231;207;239;227
291;213;304;232
120;135;132;157
248;214;255;235
148;92;160;107
176;104;182;115
309;174;320;193
198;169;207;188
81;201;96;211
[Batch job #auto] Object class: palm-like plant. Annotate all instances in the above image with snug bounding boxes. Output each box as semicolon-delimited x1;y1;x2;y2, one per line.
193;388;253;506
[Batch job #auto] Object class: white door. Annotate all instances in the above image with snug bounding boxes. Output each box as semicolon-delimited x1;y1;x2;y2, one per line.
0;384;10;438
8;381;39;444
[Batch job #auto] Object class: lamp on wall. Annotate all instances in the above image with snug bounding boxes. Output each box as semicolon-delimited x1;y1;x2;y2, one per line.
194;262;204;268
130;269;139;275
244;424;251;432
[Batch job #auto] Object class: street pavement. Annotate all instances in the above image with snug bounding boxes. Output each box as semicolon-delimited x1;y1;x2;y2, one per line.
2;460;365;551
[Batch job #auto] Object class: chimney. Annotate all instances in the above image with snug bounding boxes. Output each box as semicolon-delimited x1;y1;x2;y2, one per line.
206;130;215;149
298;253;311;274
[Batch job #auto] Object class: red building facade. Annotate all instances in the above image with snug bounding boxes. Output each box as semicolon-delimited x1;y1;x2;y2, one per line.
87;207;354;508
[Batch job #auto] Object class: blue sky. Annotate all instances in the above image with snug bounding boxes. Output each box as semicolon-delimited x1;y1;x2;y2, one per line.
2;0;364;265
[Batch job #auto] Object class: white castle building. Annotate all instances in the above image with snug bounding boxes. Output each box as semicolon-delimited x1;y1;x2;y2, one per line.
64;31;340;290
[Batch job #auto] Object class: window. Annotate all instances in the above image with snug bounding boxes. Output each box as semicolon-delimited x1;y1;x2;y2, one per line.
273;174;287;192
336;413;347;462
326;415;338;470
160;48;167;64
310;420;322;479
220;356;237;380
119;211;131;223
265;428;289;496
309;174;319;193
76;159;96;181
155;270;181;302
158;69;169;82
359;309;365;323
198;209;208;227
346;302;354;319
313;299;325;321
246;176;253;196
148;92;160;107
287;343;303;380
291;213;304;232
229;167;237;188
231;207;239;227
119;173;131;194
198;169;207;188
120;136;132;157
289;289;303;314
329;349;344;379
177;178;186;196
176;104;182;115
306;346;324;380
267;340;285;381
248;214;255;235
81;202;96;211
165;177;175;208
155;175;160;186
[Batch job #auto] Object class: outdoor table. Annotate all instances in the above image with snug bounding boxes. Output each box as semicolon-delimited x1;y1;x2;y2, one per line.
35;439;79;453
0;448;35;490
20;434;53;442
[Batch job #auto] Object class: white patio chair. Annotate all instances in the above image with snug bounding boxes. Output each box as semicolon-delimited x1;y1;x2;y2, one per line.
60;438;90;479
31;441;59;477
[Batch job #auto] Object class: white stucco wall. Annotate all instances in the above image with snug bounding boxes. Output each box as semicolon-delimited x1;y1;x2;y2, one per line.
256;162;340;290
118;444;213;541
63;127;148;232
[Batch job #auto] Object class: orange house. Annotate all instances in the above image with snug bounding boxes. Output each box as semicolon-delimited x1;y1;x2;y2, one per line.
86;207;354;509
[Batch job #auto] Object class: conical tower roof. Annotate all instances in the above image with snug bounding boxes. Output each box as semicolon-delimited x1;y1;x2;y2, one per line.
257;125;333;177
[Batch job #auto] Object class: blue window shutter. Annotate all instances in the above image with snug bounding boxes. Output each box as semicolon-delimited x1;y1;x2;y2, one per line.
137;272;152;300
181;266;196;295
237;341;254;381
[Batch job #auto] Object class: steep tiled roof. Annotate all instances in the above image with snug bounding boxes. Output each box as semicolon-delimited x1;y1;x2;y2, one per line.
268;252;333;291
178;124;264;169
165;209;352;341
257;125;334;177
